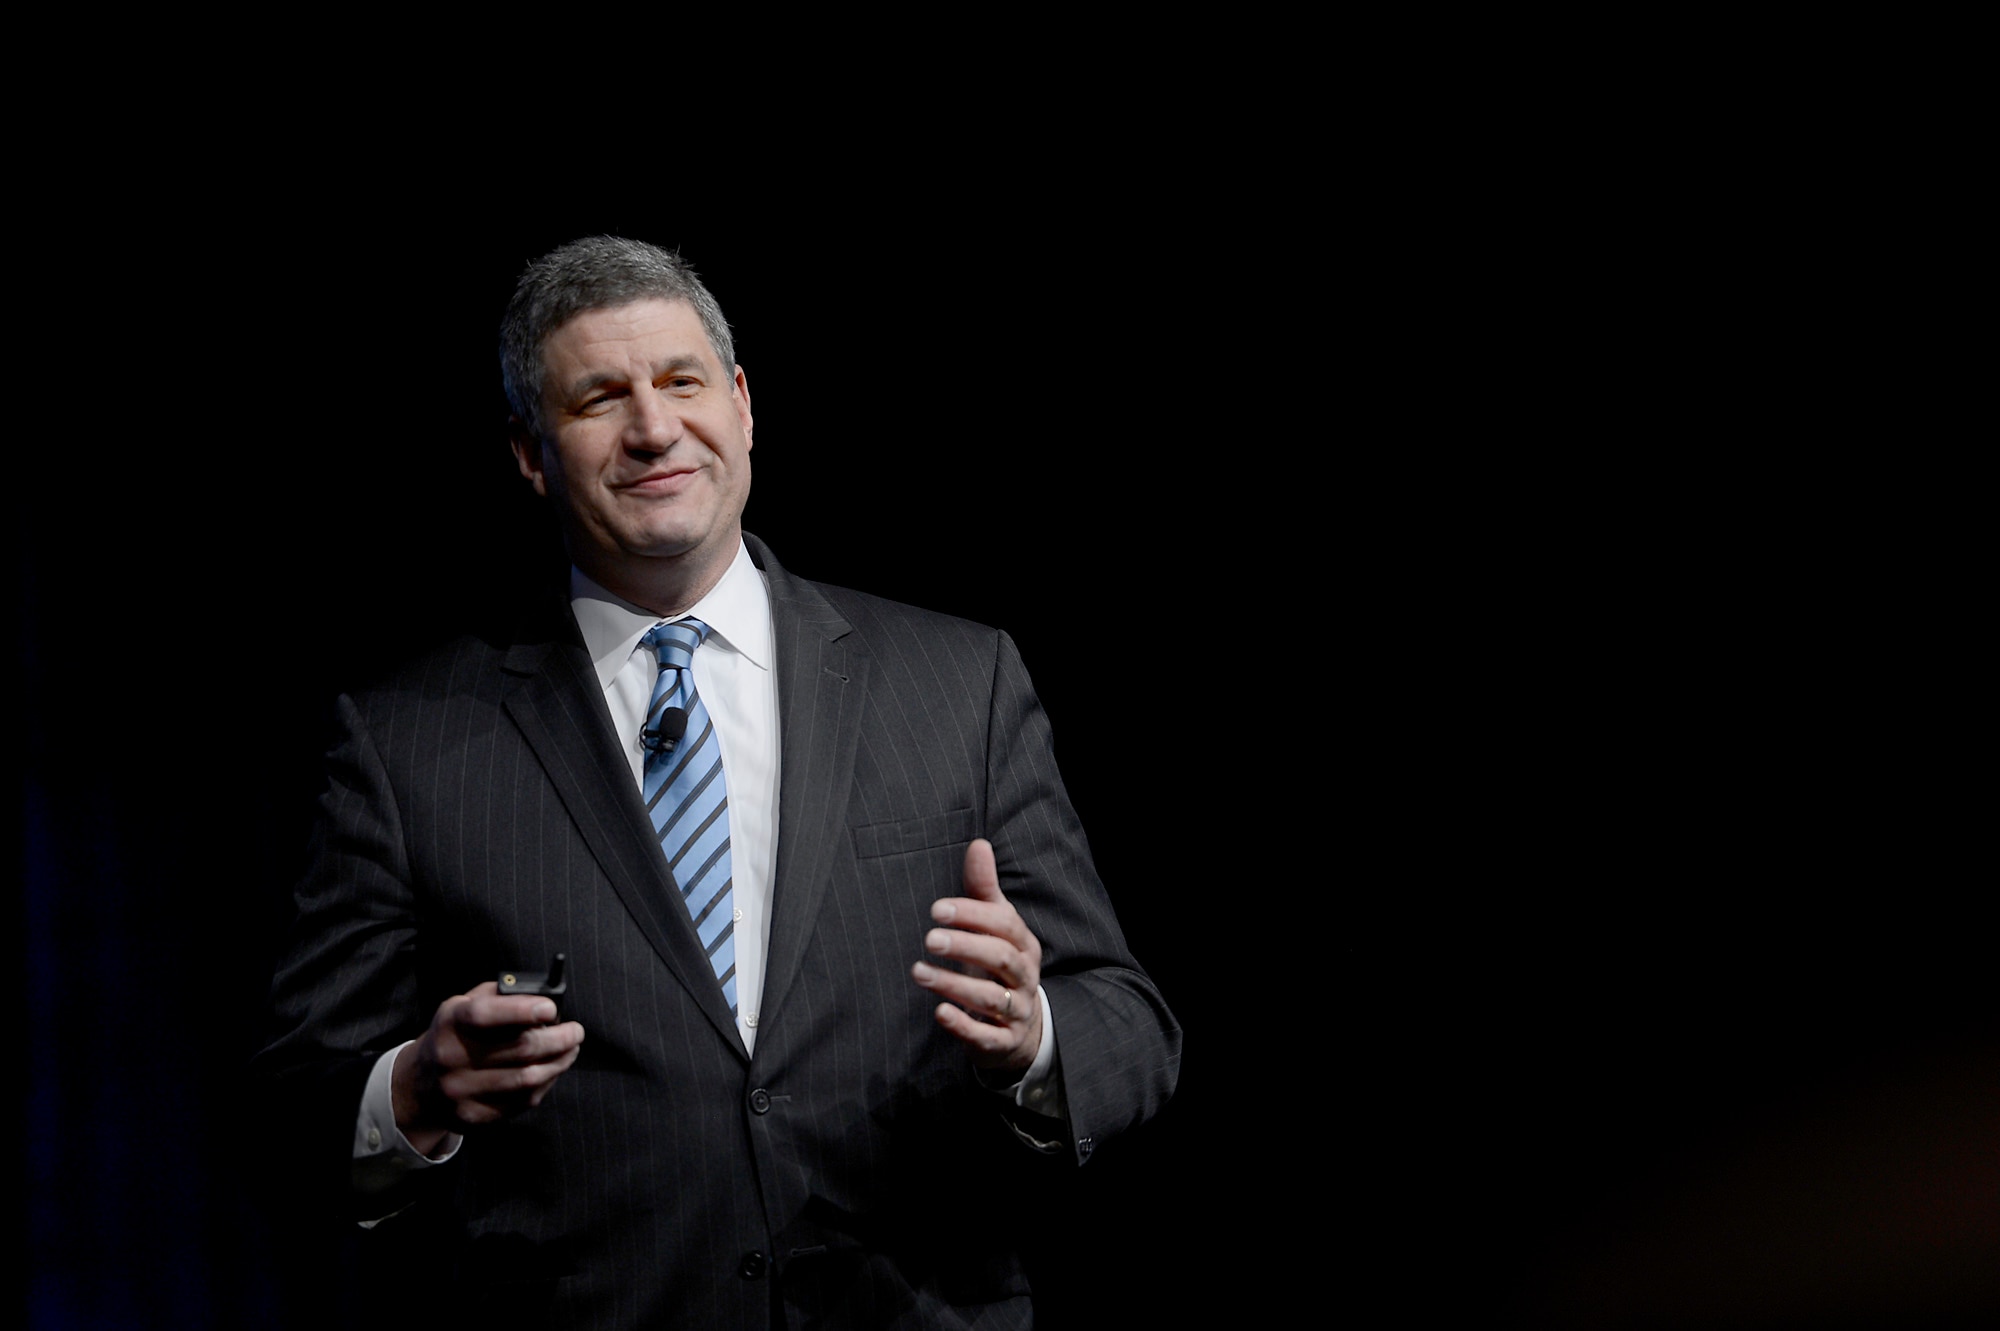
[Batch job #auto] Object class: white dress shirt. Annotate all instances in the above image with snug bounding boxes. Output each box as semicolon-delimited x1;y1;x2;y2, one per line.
570;541;781;1049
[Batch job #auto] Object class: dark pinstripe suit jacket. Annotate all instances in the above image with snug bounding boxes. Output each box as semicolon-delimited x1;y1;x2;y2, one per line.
259;536;1179;1329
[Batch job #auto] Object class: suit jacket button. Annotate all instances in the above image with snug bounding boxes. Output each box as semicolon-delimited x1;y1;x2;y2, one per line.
739;1251;768;1279
749;1088;772;1114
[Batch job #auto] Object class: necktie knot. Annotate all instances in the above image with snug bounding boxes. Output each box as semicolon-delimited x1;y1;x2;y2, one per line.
643;618;711;673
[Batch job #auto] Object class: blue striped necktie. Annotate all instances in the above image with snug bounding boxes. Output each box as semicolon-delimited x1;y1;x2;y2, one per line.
640;620;736;1016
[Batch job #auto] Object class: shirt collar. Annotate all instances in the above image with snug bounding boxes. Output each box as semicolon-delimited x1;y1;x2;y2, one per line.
569;540;774;692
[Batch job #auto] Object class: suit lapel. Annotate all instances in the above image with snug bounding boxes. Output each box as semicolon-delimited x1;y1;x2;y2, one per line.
500;603;747;1057
747;536;870;1038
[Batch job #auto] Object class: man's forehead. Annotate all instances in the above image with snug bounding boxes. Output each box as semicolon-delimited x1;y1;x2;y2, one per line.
544;298;721;374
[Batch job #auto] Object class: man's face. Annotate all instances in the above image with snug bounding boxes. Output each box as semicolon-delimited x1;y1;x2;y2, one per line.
514;298;754;599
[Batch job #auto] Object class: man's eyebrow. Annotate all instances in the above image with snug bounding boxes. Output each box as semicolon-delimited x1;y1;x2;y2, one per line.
648;354;711;380
562;355;710;403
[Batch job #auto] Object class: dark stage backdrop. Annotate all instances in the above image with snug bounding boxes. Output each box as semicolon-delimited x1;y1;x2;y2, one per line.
18;169;1996;1329
18;197;1272;1328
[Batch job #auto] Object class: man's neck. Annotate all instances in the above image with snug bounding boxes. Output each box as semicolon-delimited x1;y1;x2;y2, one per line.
574;542;737;620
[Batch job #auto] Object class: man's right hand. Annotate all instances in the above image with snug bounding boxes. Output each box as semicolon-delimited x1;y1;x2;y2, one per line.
392;982;585;1156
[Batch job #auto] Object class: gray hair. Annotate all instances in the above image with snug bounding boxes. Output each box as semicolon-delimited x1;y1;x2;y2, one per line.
500;236;736;436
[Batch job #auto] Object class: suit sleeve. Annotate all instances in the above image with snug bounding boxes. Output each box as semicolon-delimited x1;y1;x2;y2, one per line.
981;631;1181;1165
253;692;435;1215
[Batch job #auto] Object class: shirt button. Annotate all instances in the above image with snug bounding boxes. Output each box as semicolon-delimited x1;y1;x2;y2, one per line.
366;1126;381;1150
746;1012;758;1028
733;907;743;922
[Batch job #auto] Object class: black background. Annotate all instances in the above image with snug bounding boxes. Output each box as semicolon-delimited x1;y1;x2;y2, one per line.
16;124;1996;1328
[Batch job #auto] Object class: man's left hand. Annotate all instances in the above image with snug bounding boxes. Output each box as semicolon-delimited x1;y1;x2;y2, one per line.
911;838;1045;1073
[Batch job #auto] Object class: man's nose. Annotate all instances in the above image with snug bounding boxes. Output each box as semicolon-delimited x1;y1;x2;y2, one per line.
624;385;682;451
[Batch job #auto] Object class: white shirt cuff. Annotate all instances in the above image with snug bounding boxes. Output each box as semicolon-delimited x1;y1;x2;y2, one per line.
981;986;1068;1152
352;1040;460;1220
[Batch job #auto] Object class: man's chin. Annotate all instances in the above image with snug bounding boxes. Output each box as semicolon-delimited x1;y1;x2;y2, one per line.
627;524;739;564
566;525;700;566
566;528;739;604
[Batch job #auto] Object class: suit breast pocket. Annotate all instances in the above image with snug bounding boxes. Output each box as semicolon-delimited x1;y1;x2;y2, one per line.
849;807;978;859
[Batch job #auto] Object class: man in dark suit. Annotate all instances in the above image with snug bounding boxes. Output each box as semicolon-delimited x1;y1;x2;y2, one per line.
257;237;1179;1328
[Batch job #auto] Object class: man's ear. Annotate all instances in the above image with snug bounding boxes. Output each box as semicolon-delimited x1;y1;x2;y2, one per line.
509;418;549;497
732;366;753;448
